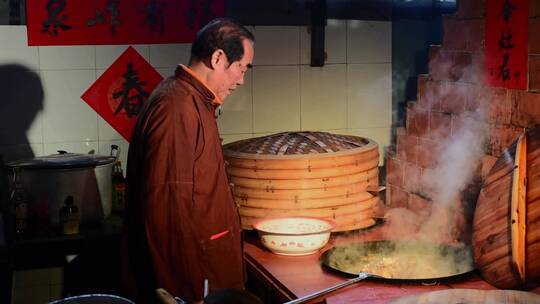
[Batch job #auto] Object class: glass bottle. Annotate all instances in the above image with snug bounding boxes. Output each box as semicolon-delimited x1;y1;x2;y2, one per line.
59;196;79;235
110;144;125;213
112;160;126;212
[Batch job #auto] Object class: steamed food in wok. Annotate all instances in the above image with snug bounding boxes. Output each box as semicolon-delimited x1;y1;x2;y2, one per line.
322;240;474;280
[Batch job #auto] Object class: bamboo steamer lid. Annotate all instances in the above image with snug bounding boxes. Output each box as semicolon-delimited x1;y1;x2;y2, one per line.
473;127;540;288
223;131;380;232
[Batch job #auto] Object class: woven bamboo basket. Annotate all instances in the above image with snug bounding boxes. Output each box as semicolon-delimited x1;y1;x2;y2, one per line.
473;127;540;288
223;131;380;232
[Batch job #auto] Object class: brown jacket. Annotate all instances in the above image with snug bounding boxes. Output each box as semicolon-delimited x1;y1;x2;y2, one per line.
124;65;245;303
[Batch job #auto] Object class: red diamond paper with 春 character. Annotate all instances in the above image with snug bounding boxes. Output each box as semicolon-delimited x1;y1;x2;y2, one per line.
81;46;163;141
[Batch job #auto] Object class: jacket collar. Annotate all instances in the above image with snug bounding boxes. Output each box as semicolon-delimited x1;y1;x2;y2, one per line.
175;64;223;106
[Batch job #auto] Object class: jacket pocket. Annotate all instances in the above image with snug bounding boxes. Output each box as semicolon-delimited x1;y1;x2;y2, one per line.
203;226;235;251
200;227;244;290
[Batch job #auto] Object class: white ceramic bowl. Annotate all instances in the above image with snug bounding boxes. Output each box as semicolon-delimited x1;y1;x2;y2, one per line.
253;217;335;256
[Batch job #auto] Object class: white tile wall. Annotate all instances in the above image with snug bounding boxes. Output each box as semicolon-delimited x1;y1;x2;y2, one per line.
39;46;95;70
253;65;301;133
0;21;392;302
96;45;150;69
252;26;300;65
98;116;123;142
32;144;45;157
43;141;99;155
300;64;347;130
41;70;98;143
0;26;39;70
217;69;253;134
149;43;191;68
347;20;392;63
96;68;106;78
347;63;392;129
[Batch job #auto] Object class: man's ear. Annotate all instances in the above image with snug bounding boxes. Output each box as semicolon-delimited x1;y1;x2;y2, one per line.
210;49;225;69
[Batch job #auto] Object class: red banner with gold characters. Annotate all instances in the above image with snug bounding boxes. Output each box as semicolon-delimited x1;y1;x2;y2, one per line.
81;47;163;141
485;0;529;89
26;0;224;46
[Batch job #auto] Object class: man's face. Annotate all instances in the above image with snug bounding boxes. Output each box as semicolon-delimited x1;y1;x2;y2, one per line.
212;39;254;101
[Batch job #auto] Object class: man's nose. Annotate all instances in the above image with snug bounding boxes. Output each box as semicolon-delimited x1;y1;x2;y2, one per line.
237;75;245;86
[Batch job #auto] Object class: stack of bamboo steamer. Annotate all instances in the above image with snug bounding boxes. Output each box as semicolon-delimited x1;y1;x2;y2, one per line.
223;131;381;232
473;127;540;288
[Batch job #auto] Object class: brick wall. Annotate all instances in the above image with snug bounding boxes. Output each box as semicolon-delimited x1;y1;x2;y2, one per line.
385;0;540;239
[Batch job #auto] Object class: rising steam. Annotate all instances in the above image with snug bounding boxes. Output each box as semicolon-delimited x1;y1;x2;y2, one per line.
329;25;489;279
417;110;487;243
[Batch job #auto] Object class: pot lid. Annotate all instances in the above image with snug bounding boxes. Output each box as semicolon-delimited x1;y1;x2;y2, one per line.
7;151;117;169
472;129;530;288
223;131;377;159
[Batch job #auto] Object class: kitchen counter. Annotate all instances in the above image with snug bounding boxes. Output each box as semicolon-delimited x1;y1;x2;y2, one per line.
4;215;540;304
244;224;540;303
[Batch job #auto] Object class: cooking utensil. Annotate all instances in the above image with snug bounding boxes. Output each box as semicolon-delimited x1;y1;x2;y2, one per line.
284;272;374;304
286;240;474;304
7;149;118;224
48;294;135;304
473;130;540;289
223;131;380;232
156;288;187;304
322;240;474;279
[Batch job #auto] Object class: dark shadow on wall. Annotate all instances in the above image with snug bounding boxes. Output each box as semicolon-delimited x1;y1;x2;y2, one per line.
0;64;44;162
0;65;124;301
0;64;43;304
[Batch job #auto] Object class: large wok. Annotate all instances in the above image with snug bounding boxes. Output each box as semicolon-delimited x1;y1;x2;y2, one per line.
285;240;475;304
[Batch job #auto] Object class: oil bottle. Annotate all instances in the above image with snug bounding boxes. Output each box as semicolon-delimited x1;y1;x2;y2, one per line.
110;145;126;213
59;195;79;235
112;160;126;213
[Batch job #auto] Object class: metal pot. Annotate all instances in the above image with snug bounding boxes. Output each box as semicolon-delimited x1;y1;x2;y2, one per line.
285;240;475;304
321;240;474;280
7;151;117;224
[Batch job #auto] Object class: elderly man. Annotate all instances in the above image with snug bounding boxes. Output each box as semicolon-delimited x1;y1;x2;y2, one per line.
125;18;254;303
